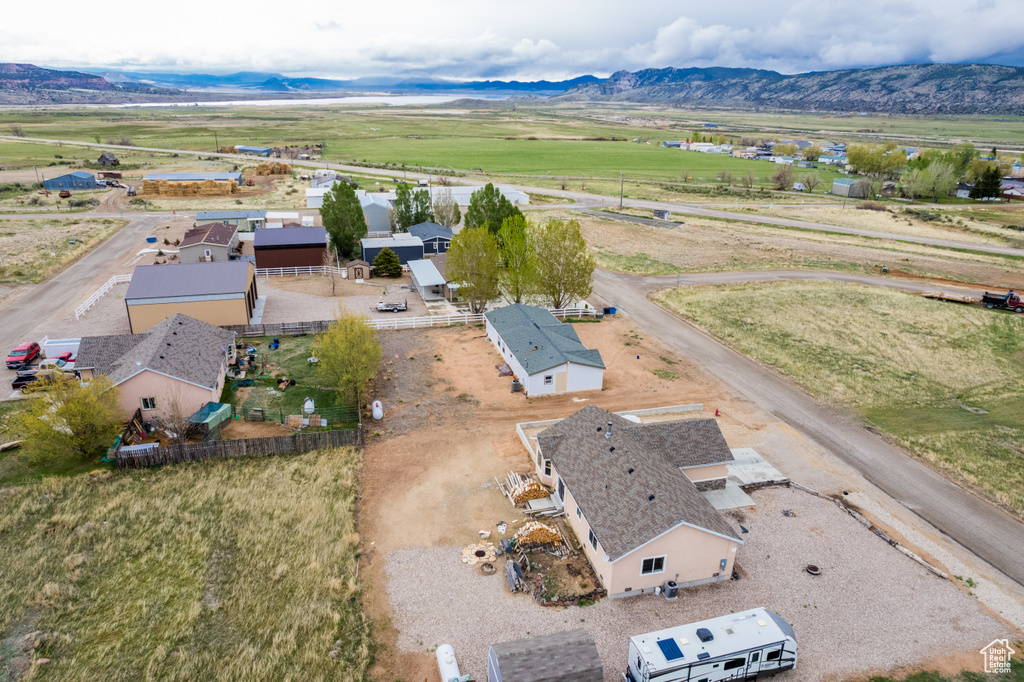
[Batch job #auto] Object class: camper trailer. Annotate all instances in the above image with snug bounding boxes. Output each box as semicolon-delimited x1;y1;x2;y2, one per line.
625;608;796;682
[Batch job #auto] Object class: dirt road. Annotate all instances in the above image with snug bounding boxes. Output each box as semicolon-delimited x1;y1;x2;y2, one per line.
591;267;1024;586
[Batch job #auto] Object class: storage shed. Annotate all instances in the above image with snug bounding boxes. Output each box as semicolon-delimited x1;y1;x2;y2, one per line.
97;152;119;167
197;210;266;230
408;259;446;301
179;222;239;264
832;178;868;197
124;261;258;333
254;226;328;268
43;171;96;191
488;629;602;682
407;222;453;255
345;259;372;281
361;234;424;266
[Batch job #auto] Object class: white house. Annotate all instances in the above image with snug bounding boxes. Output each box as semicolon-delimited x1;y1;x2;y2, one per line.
484;304;604;396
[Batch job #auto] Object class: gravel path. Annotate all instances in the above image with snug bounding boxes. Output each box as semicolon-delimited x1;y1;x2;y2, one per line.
259;280;429;324
385;487;1011;682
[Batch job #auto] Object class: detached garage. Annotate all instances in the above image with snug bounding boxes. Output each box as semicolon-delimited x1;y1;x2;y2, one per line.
254;226;328;268
488;629;602;682
125;261;258;333
43;171;97;190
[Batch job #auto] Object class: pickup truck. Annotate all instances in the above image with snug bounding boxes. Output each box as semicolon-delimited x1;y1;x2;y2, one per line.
6;342;40;370
376;299;408;313
982;290;1024;313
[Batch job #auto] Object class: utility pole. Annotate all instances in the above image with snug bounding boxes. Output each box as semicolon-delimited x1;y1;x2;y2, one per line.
214;130;219;153
619;171;624;208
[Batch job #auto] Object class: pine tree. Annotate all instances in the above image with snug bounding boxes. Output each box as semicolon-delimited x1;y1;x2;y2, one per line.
372;247;402;278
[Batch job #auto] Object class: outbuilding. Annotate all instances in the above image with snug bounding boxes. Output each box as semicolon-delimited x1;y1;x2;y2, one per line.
254;226;328;268
485;303;604;396
43;171;96;191
832;177;868;197
124;261;258;333
178;222;239;264
407;222;453;255
408;259;446;301
197;210;266;230
97;152;119;167
345;259;372;281
235;145;273;157
488;629;602;682
361;234;424;266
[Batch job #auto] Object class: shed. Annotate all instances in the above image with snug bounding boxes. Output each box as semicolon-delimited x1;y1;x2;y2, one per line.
361;234;424;266
407;222;453;255
254;226;327;268
832;178;867;197
346;259;372;281
197;210;266;230
124;261;257;333
235;145;273;157
359;193;394;232
488;629;602;682
408;259;446;301
43;171;96;191
97;152;119;167
179;222;239;264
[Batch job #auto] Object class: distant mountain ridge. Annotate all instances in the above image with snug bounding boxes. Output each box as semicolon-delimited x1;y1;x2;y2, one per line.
556;63;1024;114
0;63;181;104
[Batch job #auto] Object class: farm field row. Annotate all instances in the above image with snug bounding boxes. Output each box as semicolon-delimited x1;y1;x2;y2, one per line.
654;281;1024;517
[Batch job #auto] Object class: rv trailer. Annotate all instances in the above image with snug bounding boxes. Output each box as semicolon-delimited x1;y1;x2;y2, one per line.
625;608;796;682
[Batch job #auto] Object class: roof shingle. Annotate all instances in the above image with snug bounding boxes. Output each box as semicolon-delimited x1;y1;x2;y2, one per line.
485;304;605;374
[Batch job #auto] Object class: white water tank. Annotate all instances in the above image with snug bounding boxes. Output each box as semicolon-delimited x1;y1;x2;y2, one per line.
303;397;315;414
372;400;383;420
436;644;460;682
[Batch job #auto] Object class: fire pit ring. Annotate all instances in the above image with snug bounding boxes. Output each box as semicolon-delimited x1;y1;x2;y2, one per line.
805;564;822;576
480;562;496;575
474;550;487;558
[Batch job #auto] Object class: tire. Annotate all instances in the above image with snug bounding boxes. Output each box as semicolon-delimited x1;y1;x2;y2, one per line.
986;302;995;309
1016;307;1024;314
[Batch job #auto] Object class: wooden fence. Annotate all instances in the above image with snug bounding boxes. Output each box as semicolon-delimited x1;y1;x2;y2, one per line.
115;427;361;468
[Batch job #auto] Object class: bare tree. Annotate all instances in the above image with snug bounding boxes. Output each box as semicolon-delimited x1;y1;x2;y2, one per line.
160;385;196;446
717;170;734;186
559;178;569;191
739;171;755;189
9;124;25;137
771;165;795;191
803;173;821;193
432;187;462;228
323;248;338;296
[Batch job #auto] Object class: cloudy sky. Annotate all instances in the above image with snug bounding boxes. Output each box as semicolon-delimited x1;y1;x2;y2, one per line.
5;0;1024;80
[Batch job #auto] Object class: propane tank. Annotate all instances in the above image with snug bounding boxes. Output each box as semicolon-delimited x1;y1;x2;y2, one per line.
372;400;383;420
436;644;460;682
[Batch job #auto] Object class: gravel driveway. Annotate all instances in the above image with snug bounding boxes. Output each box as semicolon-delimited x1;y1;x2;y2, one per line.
386;486;1011;682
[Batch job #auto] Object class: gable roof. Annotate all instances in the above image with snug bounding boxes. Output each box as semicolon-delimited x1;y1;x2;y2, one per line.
75;314;235;389
126;261;252;300
179;222;237;248
197;210;265;221
489;628;602;682
833;178;858;186
537;405;739;561
484;304;605;374
408;259;446;287
253;226;327;248
407;222;453;241
361;234;423;249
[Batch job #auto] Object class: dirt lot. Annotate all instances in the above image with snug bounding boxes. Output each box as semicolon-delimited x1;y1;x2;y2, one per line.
0;217;128;283
357;315;1017;682
260;273;429;323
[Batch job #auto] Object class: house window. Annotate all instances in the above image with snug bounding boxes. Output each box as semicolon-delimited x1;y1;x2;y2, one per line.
557;476;565;501
141;397;157;410
576;504;582;519
544;375;553;385
204;249;212;258
543;459;552;477
641;556;666;575
588;528;598;550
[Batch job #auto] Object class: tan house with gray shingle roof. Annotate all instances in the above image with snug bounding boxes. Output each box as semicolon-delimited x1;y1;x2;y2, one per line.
535;405;742;598
178;222;239;264
75;314;235;422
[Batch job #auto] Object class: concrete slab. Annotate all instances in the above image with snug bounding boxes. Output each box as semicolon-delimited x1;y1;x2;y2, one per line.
250;295;267;325
728;447;789;488
703;482;755;510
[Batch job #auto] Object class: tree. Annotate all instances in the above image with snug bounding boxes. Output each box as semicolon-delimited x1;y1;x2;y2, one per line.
320;182;367;258
14;374;125;463
312;307;382;405
432;187;462;227
970;165;1002;199
773;143;798;157
847;142;906;178
464;183;523;233
323;248;338;296
394;185;435;230
372;246;402;278
160;385;197;446
803;173;820;193
717;170;734;186
9;123;25;137
532;219;595;309
771;165;794;190
497;215;538;304
802;146;823;162
445;226;501;313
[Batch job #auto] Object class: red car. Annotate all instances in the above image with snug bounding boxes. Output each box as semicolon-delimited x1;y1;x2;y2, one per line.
6;342;40;370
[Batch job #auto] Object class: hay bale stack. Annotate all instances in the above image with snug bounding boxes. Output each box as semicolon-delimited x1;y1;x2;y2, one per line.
219;146;238;154
514;521;562;546
511;480;549;504
255;162;292;176
142;179;239;196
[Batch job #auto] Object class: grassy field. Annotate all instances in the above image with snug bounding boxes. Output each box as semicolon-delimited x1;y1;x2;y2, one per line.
0;218;128;284
0;446;373;681
654;282;1024;516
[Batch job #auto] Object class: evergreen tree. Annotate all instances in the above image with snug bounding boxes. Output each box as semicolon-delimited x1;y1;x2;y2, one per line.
372;247;402;277
319;182;367;258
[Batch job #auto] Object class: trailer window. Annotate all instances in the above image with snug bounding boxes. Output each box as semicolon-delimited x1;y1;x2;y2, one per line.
766;651;781;661
751;653;760;663
723;658;746;670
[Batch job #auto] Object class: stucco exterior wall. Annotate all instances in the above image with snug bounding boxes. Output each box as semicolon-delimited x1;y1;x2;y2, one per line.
681;463;728;482
485;319;604;397
179;243;231;264
127;298;249;333
117;370;222;421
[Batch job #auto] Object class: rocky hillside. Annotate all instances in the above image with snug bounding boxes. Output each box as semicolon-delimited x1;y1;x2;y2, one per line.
0;63;181;104
557;63;1024;114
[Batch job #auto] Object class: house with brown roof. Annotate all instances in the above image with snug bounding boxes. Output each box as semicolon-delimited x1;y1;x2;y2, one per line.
178;222;239;264
75;314;236;422
533;405;742;597
125;261;258;333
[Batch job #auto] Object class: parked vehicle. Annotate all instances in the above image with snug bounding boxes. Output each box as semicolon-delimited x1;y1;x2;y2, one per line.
6;342;40;369
13;369;75;393
981;289;1024;313
376;299;408;313
37;354;75;372
59;190;71;198
625;608;796;682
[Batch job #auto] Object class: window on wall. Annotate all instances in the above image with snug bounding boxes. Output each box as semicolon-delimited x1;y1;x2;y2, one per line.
588;528;598;550
141;397;157;410
544;375;553;385
557;477;565;500
576;504;582;519
641;556;666;575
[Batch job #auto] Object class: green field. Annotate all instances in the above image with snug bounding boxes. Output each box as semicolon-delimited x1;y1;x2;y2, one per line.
0;447;373;681
654;282;1024;516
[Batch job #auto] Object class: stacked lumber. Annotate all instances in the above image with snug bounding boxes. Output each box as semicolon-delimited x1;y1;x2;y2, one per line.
255;162;292;176
512;480;549;504
514;521;563;547
461;542;497;565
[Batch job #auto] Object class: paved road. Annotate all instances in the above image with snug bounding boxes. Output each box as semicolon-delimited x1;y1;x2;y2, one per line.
592;267;1024;586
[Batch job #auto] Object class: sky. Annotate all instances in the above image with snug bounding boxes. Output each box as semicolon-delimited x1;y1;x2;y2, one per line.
5;0;1024;80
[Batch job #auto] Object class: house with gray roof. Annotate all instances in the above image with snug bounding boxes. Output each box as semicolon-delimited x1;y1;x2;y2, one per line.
178;222;239;264
196;210;266;230
76;314;235;422
488;629;602;682
407;222;452;254
533;405;741;598
484;304;604;396
125;261;258;333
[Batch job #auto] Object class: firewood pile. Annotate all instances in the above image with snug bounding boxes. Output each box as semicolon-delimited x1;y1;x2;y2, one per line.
496;471;550;505
514;521;563;547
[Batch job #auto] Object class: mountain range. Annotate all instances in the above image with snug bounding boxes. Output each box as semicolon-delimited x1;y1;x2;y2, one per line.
556;63;1024;114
